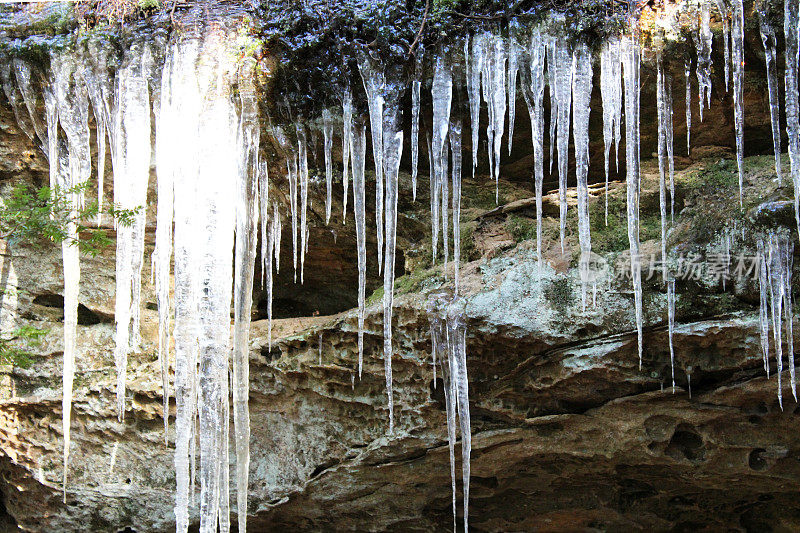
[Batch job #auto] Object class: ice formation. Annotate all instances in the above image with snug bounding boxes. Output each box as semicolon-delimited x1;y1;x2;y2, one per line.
358;53;386;271
521;30;546;275
600;38;622;224
5;2;800;529
759;232;796;407
572;43;593;308
696;3;712;121
758;8;782;180
622;33;643;367
112;45;153;421
323;108;334;224
553;38;572;253
427;294;470;533
352;120;368;377
685;60;691;154
731;0;745;202
787;0;800;236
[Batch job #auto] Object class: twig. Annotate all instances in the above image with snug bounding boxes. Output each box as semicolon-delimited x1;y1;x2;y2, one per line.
452;11;502;20
408;0;430;59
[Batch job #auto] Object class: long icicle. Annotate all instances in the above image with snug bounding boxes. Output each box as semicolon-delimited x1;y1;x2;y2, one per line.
382;128;403;433
47;49;92;501
353;120;368;378
232;64;260;533
112;47;152;422
432;52;452;265
554;37;572;254
358;53;386;272
731;0;745;204
685;60;691;155
572;43;593;309
758;7;782;181
154;46;175;442
787;0;800;237
411;47;423;201
622;31;643;368
521;30;546;277
450;118;462;294
342;87;353;223
323;108;334;224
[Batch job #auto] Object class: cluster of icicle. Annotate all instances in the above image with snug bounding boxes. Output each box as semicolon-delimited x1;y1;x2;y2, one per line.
427;293;470;533
1;35;158;502
1;18;263;533
758;232;796;409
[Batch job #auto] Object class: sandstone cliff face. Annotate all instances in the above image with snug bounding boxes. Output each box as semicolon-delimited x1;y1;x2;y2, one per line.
0;16;799;532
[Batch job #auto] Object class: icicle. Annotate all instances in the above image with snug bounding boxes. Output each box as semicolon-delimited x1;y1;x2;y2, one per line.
667;279;676;391
553;38;572;254
767;234;785;409
441;137;450;273
696;3;713;120
341;88;353;223
685;60;691;155
507;26;519;157
259;159;270;289
622;34;643;368
158;38;201;532
297;124;309;284
667;67;675;222
467;35;484;175
427;298;457;531
286;151;299;281
47;49;92;500
709;0;731;93
432;53;452;264
489;34;507;203
783;240;796;401
318;332;323;365
731;0;745;204
382;119;403;433
572;44;593;310
352;120;368;378
450;119;462;294
601;39;622;226
267;202;279;351
783;0;800;215
657;51;668;282
1;61;36;143
159;27;246;532
154;46;175;441
219;357;231;533
521;31;546;277
687;368;692;398
547;36;558;176
12;59;48;151
412;47;423;201
79;48;113;226
358;53;386;272
323;109;334;224
427;294;470;533
448;301;470;533
232;65;260;533
112;47;153;422
756;9;781;180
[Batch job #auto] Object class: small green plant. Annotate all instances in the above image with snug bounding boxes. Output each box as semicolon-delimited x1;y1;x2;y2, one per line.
0;181;138;371
0;325;48;368
507;214;537;243
0;181;139;257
